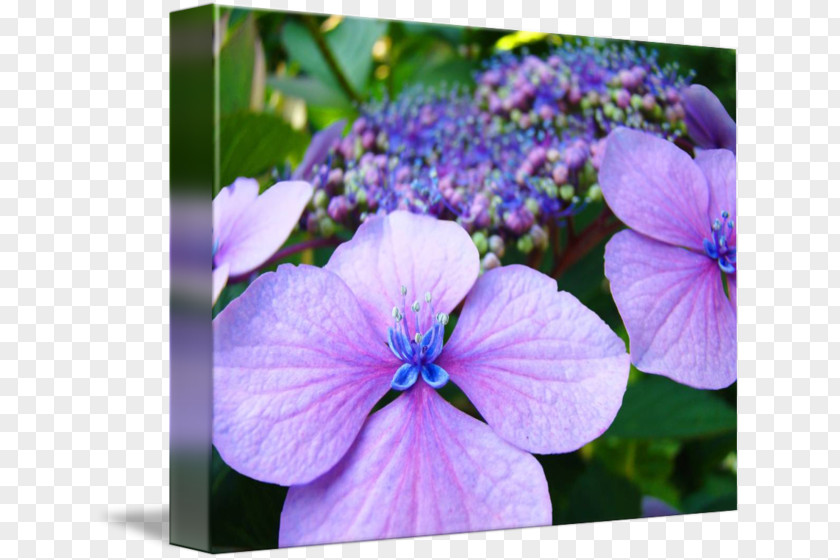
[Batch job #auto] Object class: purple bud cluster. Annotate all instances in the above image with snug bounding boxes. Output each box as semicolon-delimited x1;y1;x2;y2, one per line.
303;42;694;260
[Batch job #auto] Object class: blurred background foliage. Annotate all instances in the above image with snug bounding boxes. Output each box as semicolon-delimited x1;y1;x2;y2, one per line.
210;8;736;552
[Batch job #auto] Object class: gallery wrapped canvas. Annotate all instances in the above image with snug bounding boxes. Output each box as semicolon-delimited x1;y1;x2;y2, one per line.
170;4;736;553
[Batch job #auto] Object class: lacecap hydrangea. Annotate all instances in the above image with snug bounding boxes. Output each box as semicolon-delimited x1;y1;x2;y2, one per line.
301;42;694;264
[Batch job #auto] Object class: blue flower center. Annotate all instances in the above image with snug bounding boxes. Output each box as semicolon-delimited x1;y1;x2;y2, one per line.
703;210;736;274
386;286;450;391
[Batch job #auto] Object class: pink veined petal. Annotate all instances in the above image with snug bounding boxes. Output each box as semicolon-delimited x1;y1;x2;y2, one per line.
277;384;551;548
212;262;230;305
694;149;737;244
682;84;736;153
213;177;259;249
599;127;711;250
292;119;346;180
604;230;736;389
437;265;630;454
326;211;480;333
213;264;396;486
216;180;313;277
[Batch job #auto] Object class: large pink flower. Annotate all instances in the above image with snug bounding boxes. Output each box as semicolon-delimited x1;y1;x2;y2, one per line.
600;127;736;389
212;211;630;547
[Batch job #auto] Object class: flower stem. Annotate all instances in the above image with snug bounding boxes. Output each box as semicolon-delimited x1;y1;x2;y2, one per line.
227;237;342;284
301;16;362;104
550;208;623;279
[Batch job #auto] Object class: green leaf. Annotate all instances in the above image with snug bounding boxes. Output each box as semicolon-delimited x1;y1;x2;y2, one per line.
606;375;736;439
562;461;642;523
391;39;478;93
280;20;337;90
591;438;682;506
681;472;737;514
210;447;287;552
219;112;308;189
280;17;386;103
219;14;258;115
267;75;350;108
327;18;388;92
535;452;587;525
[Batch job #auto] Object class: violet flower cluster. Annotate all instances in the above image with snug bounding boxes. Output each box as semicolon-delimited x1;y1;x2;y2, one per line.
301;43;694;266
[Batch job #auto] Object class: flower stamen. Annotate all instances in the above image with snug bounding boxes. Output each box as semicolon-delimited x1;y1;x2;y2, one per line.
703;210;736;274
387;286;450;391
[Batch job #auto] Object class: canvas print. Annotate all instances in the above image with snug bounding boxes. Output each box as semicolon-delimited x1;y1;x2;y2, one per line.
171;5;736;553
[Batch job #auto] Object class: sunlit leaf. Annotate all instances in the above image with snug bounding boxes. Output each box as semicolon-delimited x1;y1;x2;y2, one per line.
267;75;350;108
219;112;308;189
220;14;260;115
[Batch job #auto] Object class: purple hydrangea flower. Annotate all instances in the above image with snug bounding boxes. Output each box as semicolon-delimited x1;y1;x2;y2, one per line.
212;178;312;304
600;128;736;389
212;211;630;546
682;84;736;153
641;496;680;518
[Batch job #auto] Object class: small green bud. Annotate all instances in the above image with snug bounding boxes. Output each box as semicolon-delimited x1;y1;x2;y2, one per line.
354;189;367;207
516;235;534;254
472;231;489;255
312;189;328;209
651;104;663;120
586;183;603;202
319;217;336;238
630;93;644;110
559;184;575;201
521;199;537;218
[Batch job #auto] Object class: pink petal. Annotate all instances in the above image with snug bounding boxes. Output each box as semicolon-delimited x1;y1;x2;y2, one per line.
292;119;346;181
213;264;396;486
212;262;230;305
599;127;711;249
278;384;551;547
216;180;313;277
213;177;259;248
682;84;736;153
437;265;630;454
326;211;480;333
694;149;737;241
604;230;736;389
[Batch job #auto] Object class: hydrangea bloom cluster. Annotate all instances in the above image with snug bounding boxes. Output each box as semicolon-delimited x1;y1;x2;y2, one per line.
302;43;694;264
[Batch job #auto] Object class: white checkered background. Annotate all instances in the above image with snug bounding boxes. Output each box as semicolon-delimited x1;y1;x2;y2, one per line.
0;0;835;558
